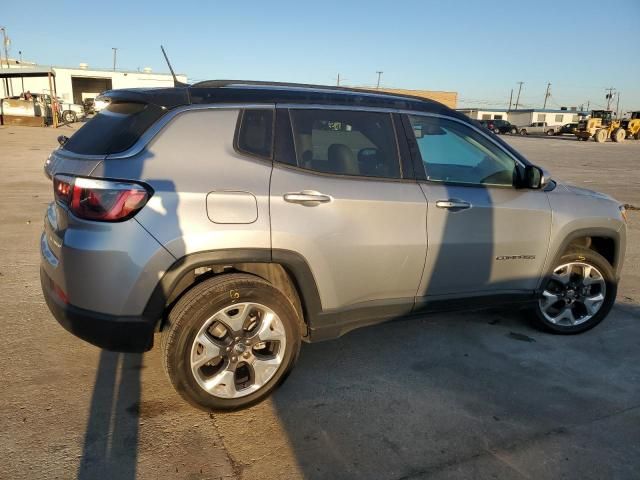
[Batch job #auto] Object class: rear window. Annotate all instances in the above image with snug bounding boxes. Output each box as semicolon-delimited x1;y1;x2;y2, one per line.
63;101;167;155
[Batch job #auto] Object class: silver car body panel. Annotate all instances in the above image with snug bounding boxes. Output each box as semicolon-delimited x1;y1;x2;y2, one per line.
418;182;552;296
40;202;175;316
91;108;273;259
270;163;428;310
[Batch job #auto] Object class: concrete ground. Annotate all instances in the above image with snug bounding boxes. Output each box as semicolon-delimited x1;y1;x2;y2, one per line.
0;124;638;480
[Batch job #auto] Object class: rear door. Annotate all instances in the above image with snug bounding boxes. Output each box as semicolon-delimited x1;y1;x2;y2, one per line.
269;107;427;318
404;114;551;301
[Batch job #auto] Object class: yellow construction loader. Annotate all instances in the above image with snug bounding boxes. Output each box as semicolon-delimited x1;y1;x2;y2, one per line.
620;111;640;140
575;110;625;142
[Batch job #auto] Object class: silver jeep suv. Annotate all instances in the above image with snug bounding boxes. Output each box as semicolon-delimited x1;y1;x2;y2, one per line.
41;81;627;410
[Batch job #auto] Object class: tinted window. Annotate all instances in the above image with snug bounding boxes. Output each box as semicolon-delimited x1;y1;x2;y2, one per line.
289;109;400;178
408;115;516;186
236;109;274;158
63;102;167;155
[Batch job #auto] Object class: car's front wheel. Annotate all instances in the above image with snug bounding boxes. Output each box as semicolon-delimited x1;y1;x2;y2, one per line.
531;247;616;334
162;273;301;411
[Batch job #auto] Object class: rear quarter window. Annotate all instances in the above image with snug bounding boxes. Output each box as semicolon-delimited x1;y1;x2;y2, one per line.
235;109;274;159
63;102;167;155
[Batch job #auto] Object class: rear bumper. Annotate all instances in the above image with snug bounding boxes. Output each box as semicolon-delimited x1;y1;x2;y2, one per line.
41;267;155;352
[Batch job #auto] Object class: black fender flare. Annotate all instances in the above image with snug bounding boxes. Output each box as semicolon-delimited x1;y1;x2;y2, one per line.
538;227;623;291
142;248;323;330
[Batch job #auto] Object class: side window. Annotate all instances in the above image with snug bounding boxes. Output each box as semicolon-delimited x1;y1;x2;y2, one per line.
481;114;491;120
236;109;274;158
408;115;517;186
289;109;400;179
555;114;563;122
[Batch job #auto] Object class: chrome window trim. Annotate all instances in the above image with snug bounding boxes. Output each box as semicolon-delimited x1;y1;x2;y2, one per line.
279;104;526;168
99;101;523;169
105;103;275;159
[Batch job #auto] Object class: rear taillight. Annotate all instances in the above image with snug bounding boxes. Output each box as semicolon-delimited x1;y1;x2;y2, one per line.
53;175;151;222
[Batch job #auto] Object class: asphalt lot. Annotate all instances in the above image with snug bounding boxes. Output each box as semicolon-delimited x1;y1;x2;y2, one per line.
0;124;638;480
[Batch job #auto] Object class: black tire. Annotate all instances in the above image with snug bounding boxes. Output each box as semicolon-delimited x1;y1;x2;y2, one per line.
493;128;500;134
634;131;640;140
520;129;528;136
546;129;555;136
530;247;616;334
162;273;301;411
594;129;607;143
62;110;77;123
510;127;517;135
612;128;625;143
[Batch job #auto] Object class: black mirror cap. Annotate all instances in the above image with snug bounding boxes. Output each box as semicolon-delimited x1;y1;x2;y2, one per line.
57;135;69;147
521;165;551;189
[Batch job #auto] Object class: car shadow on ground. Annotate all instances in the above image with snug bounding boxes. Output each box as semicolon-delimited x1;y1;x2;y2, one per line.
77;351;143;480
261;302;640;479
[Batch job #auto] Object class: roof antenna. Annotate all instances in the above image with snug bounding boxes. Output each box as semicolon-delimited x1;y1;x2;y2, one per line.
161;45;187;87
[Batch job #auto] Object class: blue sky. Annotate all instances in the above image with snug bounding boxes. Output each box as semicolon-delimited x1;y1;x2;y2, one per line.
4;0;640;110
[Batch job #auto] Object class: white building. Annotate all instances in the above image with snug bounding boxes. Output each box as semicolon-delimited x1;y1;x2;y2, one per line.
457;108;509;120
508;109;580;127
0;62;187;104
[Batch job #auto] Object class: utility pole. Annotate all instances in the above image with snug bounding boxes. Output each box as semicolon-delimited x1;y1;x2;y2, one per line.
18;50;24;92
336;73;340;86
586;100;590;112
543;82;551;109
605;87;615;110
508;88;513;111
514;81;524;110
375;71;383;89
112;47;118;71
0;27;10;69
615;92;620;118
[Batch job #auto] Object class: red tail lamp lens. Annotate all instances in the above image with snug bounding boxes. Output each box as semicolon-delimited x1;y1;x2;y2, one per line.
53;175;151;222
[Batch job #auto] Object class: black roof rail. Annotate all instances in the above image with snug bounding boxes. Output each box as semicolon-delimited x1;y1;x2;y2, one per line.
190;79;434;104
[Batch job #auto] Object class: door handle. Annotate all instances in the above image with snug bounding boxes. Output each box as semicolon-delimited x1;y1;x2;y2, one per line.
284;190;332;206
435;199;471;210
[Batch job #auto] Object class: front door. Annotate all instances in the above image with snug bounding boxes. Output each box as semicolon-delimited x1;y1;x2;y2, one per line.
405;114;552;299
270;108;428;318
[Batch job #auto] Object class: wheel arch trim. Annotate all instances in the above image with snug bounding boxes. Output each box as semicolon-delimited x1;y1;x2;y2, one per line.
539;227;624;290
142;248;323;330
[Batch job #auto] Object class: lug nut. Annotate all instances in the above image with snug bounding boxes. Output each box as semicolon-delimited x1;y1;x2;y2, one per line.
231;356;237;362
243;352;250;359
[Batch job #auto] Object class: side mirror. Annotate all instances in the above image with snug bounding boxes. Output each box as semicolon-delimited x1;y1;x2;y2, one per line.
523;165;551;189
57;135;68;146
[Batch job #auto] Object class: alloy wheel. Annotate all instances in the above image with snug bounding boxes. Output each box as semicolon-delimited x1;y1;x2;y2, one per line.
539;262;606;326
190;302;286;399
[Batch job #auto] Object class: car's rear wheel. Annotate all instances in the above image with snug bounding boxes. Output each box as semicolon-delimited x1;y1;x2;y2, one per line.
546;129;555;136
531;247;616;334
510;127;517;135
162;273;301;411
520;129;528;136
62;110;77;123
493;128;500;134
